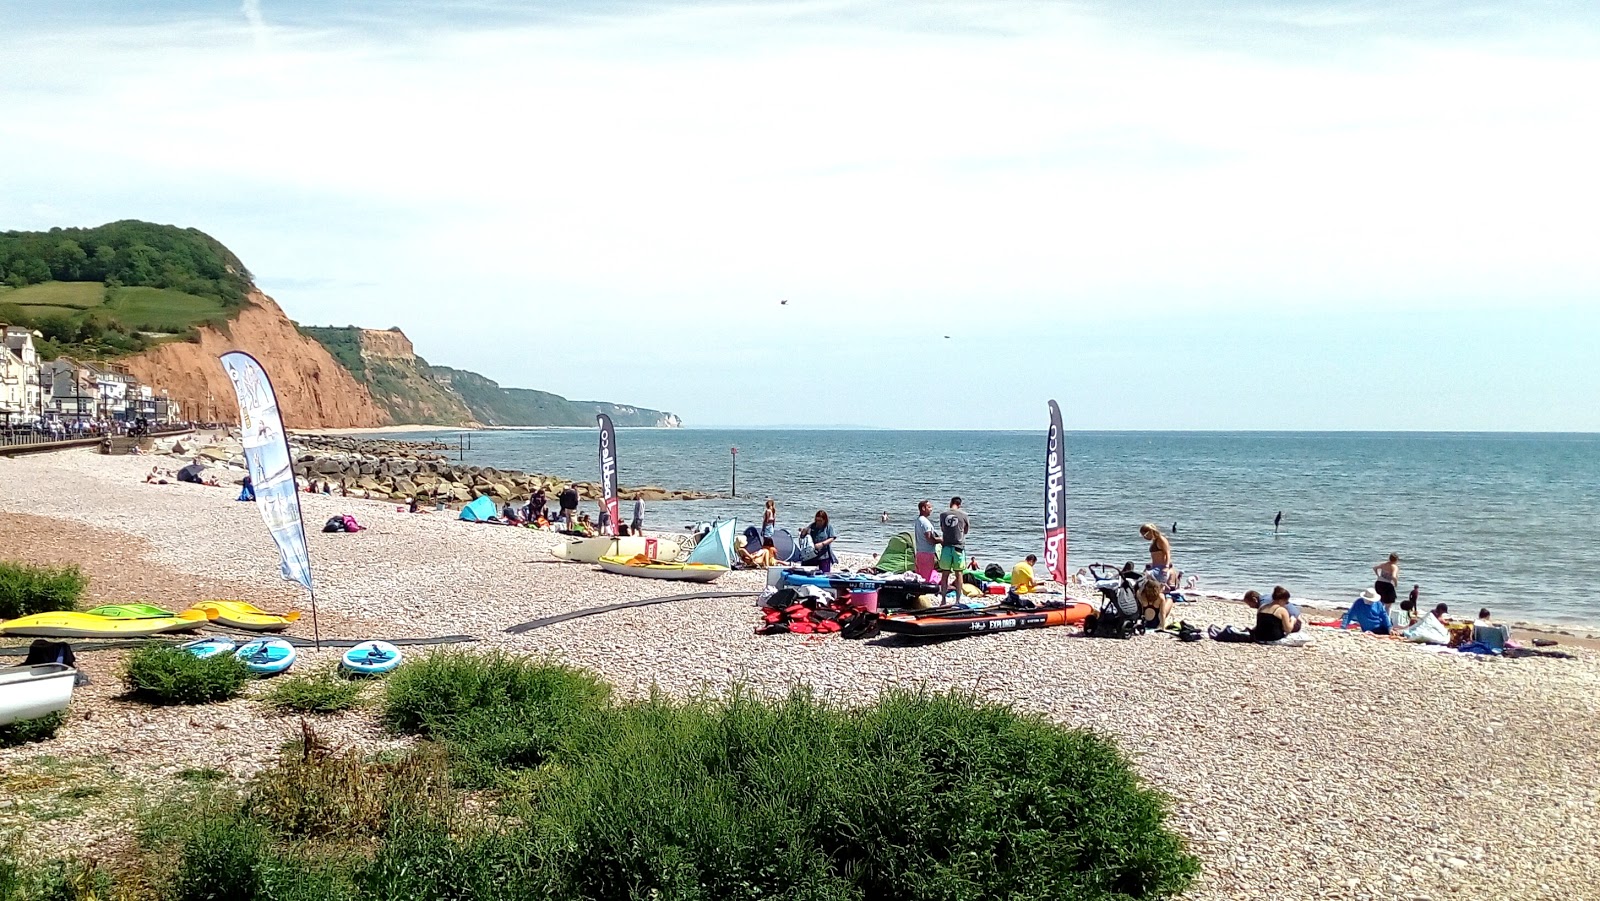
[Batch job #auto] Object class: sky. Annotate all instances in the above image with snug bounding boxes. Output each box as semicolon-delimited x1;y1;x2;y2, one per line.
2;0;1597;430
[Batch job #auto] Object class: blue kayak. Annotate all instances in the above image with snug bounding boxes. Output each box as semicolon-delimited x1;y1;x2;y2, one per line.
235;638;296;675
341;640;402;675
179;637;237;660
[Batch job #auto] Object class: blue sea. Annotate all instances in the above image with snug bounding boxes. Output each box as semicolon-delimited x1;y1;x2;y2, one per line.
391;429;1600;629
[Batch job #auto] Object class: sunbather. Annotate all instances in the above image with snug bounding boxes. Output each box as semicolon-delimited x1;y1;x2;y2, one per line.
1257;586;1300;639
1137;577;1172;630
738;537;780;568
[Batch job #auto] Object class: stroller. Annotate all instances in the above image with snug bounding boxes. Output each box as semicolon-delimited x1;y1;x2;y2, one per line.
1083;563;1147;639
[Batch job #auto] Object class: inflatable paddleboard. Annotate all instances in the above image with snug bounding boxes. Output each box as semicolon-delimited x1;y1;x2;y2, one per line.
878;603;1093;637
235;638;296;675
180;637;237;660
341;640;402;675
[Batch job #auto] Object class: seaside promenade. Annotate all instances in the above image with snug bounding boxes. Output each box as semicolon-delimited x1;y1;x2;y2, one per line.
2;448;1598;900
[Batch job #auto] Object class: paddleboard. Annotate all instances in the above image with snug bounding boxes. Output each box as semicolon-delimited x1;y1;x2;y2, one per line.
180;637;237;660
235;638;296;675
341;640;402;675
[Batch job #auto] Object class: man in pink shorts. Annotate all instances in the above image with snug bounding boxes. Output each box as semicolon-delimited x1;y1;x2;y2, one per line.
913;499;940;581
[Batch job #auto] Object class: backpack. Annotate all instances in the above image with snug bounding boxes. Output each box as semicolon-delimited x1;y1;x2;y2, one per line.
984;563;1006;581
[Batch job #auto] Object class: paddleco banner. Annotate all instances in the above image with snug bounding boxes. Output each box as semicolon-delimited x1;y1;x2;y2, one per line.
1044;399;1068;584
597;413;619;536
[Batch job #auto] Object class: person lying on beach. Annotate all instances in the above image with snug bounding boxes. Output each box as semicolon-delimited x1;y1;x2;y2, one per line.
407;497;431;514
1137;577;1172;630
738;537;780;568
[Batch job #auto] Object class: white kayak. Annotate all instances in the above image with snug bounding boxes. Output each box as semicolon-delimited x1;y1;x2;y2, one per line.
0;663;76;726
597;555;729;583
553;535;684;564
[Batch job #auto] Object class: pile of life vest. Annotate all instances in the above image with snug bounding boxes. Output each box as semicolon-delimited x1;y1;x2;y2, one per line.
756;588;878;639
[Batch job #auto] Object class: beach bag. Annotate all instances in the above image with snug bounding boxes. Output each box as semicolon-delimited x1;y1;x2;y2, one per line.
795;534;816;562
984;563;1006;581
323;516;346;533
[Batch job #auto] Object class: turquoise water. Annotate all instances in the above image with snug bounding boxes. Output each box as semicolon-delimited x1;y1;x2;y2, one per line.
398;429;1600;628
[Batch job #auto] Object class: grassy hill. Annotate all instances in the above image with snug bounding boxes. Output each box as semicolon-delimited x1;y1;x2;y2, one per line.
0;281;229;359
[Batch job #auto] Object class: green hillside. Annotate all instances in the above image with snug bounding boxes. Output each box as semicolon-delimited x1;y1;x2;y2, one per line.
0;281;228;358
0;220;249;360
0;220;250;302
435;366;678;427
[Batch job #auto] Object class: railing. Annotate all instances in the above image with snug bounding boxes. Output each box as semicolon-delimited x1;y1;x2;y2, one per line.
0;426;194;456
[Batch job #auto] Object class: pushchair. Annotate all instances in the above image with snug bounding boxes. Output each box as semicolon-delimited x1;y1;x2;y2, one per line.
1083;562;1146;638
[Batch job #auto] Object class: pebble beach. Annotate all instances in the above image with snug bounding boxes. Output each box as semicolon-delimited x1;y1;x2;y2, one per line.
3;447;1599;900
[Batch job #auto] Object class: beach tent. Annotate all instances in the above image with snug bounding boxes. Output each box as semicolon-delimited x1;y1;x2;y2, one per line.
771;528;799;562
686;519;736;568
873;532;915;574
459;495;498;522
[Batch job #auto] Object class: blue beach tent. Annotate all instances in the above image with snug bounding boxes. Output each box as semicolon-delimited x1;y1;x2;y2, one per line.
459;495;498;522
686;520;736;568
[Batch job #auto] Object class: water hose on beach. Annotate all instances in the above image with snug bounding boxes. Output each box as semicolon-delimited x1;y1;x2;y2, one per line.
505;591;759;634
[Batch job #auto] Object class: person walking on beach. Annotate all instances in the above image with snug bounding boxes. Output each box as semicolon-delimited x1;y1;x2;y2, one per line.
938;497;970;597
913;500;939;582
762;499;777;539
631;494;645;535
798;510;837;573
1372;553;1400;609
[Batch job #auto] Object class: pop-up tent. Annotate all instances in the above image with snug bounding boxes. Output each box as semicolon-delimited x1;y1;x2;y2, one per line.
459;495;498;522
686;519;736;568
872;532;915;574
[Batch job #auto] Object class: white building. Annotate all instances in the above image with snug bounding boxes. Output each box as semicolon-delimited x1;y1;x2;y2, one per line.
1;324;41;424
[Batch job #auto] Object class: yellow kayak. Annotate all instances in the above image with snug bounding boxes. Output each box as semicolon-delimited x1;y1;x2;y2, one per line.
597;554;729;583
0;608;212;638
186;600;301;633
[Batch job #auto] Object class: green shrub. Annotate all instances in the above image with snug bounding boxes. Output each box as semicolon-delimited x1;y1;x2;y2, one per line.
521;688;1199;901
0;843;112;901
0;711;64;748
170;815;274;901
382;651;610;787
262;669;364;714
246;724;451;839
0;562;87;620
122;646;249;705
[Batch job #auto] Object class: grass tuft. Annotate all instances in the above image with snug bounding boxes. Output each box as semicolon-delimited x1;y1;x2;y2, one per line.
381;650;610;787
0;562;87;620
122;646;249;706
0;711;64;748
261;668;364;715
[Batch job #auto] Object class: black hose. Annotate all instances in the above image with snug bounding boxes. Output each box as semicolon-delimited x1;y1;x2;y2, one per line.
505;591;758;634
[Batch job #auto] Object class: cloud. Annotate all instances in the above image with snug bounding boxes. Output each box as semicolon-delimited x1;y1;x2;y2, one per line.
240;0;270;50
2;1;1598;427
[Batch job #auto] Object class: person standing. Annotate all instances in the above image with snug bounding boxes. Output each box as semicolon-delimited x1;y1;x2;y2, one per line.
1372;553;1400;608
799;510;837;573
558;483;579;528
913;500;939;582
1139;523;1173;586
762;499;777;539
937;497;970;597
631;494;645;534
1274;511;1282;535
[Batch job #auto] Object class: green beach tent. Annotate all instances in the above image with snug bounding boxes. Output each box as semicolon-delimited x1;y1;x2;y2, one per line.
873;531;915;574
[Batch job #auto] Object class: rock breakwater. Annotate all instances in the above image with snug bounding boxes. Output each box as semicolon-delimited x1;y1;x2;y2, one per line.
164;433;713;506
